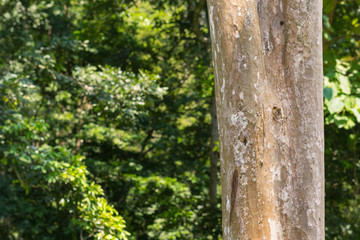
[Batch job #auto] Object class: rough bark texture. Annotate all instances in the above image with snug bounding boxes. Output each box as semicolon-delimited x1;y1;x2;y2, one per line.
210;96;219;210
206;0;324;239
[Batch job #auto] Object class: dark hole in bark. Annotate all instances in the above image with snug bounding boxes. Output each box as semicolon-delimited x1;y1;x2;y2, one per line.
265;40;269;52
257;1;261;14
272;106;282;121
280;20;285;26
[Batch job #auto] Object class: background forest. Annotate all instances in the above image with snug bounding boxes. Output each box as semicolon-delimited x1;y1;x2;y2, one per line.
0;0;359;239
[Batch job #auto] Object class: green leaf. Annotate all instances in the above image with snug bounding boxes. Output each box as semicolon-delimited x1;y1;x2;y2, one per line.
335;59;349;75
356;97;360;107
344;96;356;109
327;97;344;114
347;134;356;151
334;115;356;129
351;108;360;122
324;87;333;100
352;18;358;26
336;73;351;94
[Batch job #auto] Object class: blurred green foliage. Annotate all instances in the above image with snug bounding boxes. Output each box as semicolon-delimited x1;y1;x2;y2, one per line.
323;0;360;239
0;0;217;239
0;0;359;239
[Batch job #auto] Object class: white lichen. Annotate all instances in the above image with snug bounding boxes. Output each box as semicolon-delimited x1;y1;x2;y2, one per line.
239;92;244;100
226;195;231;212
231;112;248;130
221;78;225;102
268;218;283;240
209;6;216;43
240;218;245;233
236;55;247;70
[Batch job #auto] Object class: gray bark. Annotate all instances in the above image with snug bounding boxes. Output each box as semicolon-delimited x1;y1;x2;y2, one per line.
206;0;324;239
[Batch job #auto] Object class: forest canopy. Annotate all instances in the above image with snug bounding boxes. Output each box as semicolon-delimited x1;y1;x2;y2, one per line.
0;0;359;239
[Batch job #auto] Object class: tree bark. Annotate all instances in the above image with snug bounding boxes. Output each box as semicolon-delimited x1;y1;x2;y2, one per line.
206;0;324;239
209;95;219;210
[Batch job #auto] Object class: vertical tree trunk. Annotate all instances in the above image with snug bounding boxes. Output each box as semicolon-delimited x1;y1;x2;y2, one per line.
209;95;219;210
207;0;324;239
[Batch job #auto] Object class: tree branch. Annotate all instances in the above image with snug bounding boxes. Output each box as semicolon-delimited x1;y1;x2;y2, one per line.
191;0;207;44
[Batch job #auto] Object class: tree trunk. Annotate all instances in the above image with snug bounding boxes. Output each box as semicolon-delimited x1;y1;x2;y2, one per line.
209;95;219;210
207;0;324;239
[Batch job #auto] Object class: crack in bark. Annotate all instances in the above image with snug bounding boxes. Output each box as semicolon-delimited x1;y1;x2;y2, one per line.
230;169;238;223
